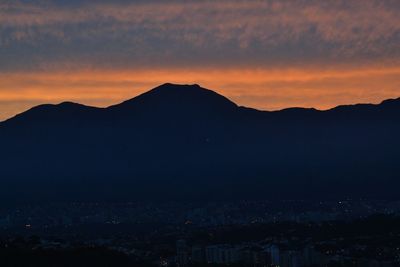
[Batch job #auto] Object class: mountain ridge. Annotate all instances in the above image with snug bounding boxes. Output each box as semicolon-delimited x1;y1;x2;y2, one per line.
0;83;399;203
2;83;400;125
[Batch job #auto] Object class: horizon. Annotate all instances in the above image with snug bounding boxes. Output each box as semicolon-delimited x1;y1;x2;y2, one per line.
2;82;400;123
1;1;400;121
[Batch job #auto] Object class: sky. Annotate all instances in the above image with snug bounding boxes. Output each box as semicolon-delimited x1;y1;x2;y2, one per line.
1;0;400;121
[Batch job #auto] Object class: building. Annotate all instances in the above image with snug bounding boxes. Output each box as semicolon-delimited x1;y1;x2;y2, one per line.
264;244;280;266
176;239;189;267
206;244;241;264
191;245;205;263
280;250;301;267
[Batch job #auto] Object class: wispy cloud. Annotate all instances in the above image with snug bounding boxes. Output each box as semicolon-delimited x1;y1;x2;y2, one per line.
1;0;400;70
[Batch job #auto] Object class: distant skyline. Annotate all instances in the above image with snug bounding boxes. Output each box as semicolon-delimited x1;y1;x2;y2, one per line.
1;0;400;121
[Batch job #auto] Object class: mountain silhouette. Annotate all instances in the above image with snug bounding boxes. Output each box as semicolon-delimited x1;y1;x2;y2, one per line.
109;83;238;113
1;83;400;203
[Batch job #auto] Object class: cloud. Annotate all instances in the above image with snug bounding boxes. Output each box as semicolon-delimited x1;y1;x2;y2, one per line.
0;0;400;70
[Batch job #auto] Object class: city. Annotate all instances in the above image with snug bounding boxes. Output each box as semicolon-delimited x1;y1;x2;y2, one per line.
1;201;400;266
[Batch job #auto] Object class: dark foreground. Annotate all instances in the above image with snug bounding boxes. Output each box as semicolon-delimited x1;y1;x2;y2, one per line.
1;215;400;266
0;201;400;266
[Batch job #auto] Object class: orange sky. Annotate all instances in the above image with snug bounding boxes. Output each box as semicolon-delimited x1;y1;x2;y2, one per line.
1;1;400;121
1;64;400;121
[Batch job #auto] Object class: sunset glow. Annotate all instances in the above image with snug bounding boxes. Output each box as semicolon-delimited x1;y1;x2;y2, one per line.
1;0;400;121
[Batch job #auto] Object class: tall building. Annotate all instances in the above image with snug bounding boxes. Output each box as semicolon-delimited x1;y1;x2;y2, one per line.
264;244;280;266
191;245;205;263
176;239;189;267
280;250;301;267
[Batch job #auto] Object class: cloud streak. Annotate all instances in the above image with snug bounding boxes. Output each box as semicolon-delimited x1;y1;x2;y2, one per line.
1;0;400;70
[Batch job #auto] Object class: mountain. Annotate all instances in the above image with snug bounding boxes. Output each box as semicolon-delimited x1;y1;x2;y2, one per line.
1;83;400;203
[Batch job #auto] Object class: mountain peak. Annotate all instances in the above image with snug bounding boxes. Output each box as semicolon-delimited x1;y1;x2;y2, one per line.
147;83;210;95
110;83;238;115
157;82;201;88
